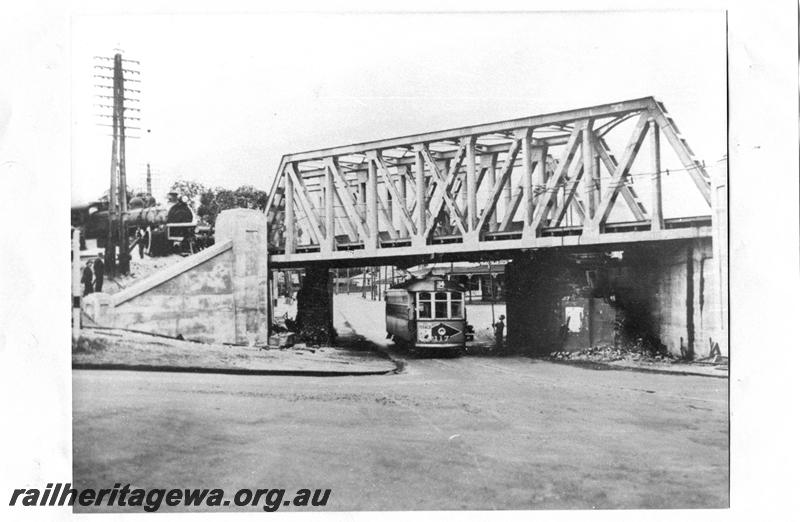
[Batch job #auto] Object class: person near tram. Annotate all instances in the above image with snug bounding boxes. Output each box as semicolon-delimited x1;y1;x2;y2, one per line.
493;314;506;351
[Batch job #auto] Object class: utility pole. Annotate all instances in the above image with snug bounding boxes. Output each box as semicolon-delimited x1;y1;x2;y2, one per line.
488;261;496;327
146;162;152;196
106;112;117;275
114;53;131;274
361;268;367;299
94;51;141;276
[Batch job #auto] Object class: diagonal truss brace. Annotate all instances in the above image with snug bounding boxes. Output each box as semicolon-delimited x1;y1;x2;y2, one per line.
475;137;523;233
591;112;650;228
498;158;540;232
549;154;586;227
529;122;585;233
647;103;712;205
593;135;647;221
367;151;418;237
419;144;468;238
325;157;369;242
374;189;399;241
285;162;325;246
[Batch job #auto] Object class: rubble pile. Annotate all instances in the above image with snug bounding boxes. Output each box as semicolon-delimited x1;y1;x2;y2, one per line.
549;342;677;364
269;318;337;349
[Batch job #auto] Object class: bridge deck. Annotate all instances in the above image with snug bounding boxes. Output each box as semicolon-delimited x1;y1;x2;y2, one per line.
269;218;711;268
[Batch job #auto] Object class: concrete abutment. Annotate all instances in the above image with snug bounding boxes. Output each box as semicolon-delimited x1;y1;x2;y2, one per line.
505;238;725;359
84;209;270;345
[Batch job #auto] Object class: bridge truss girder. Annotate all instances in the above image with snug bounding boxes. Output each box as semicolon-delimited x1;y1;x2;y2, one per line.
265;96;713;264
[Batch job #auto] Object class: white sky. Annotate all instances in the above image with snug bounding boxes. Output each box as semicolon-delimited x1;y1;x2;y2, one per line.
70;10;727;205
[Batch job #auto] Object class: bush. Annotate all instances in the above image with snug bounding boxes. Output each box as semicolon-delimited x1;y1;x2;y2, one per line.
72;335;108;353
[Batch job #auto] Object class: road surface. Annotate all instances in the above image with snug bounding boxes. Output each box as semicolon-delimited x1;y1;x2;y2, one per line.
72;296;728;511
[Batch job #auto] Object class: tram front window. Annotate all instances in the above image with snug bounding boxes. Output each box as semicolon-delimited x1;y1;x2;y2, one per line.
450;292;463;319
417;292;432;319
434;292;449;319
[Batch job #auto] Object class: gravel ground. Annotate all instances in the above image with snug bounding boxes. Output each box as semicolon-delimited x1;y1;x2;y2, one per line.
102;254;186;295
73;328;397;375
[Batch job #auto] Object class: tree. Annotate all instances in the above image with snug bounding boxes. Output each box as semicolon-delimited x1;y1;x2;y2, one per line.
197;190;219;224
189;184;269;226
233;185;268;211
214;188;237;212
169;180;207;208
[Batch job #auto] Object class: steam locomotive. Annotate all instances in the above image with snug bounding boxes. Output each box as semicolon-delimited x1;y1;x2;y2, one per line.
71;193;212;256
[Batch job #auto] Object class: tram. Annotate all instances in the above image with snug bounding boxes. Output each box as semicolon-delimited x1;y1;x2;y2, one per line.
385;276;473;353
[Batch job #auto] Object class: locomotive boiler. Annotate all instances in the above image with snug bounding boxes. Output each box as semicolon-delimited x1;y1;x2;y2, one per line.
71;195;204;256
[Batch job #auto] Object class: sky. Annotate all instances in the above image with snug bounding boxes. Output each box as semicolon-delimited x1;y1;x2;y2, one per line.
70;10;727;206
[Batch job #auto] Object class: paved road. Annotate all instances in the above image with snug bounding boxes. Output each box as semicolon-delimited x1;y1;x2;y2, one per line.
73;356;728;511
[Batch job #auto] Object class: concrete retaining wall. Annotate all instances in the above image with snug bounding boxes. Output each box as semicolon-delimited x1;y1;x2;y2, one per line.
83;209;269;345
109;243;236;343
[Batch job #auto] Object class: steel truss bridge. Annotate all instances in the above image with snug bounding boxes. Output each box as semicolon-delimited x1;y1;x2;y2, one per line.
265;97;714;267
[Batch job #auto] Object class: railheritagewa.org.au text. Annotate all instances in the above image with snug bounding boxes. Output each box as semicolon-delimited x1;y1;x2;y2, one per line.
9;483;331;512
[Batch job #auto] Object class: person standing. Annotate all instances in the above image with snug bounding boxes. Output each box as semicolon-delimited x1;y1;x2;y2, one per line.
136;226;146;259
493;314;506;351
81;261;94;297
93;252;105;293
